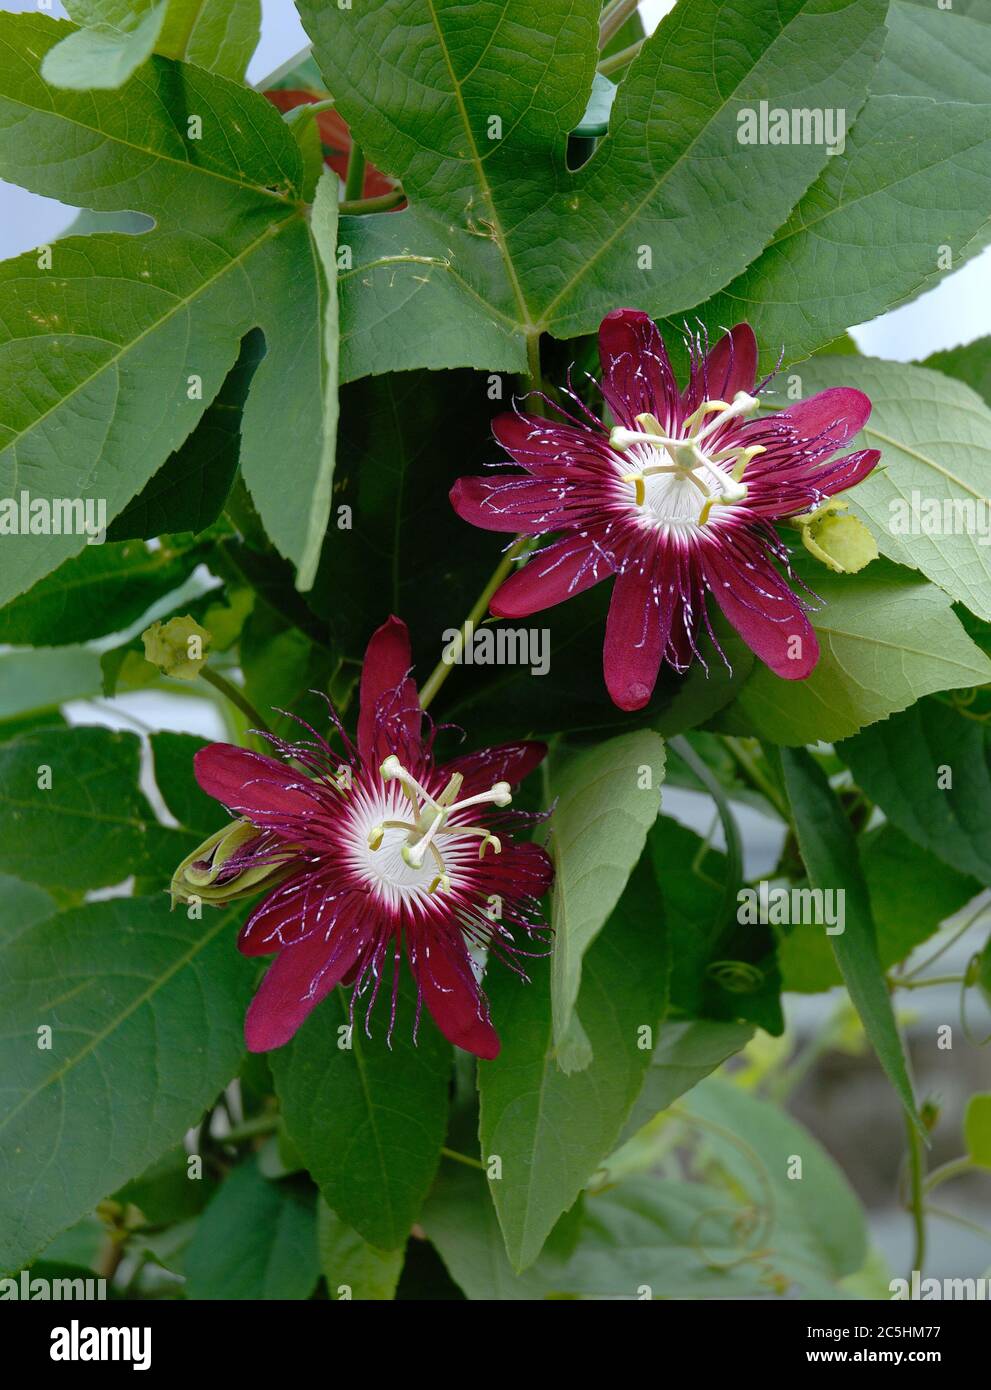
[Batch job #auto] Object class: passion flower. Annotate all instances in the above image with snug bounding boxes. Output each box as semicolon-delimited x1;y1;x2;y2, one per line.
450;309;881;711
188;617;552;1059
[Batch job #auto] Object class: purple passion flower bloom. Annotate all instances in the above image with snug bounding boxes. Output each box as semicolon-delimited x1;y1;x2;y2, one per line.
450;309;882;711
192;617;553;1059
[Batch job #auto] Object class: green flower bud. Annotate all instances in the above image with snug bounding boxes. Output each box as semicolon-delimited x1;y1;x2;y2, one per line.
171;819;291;908
142;615;211;679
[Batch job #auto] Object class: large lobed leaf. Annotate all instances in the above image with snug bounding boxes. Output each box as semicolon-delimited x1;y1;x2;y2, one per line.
0;14;337;601
299;0;888;378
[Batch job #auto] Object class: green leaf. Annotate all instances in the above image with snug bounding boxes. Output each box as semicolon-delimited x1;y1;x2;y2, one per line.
620;1019;755;1142
0;895;254;1273
0;726;193;889
184;1157;320;1300
107;330;264;542
271;976;451;1251
840;697;991;886
478;856;670;1271
0;873;57;948
682;1077;868;1285
924;336;991;408
0;14;334;599
317;1200;405;1301
731;556;991;745
964;1093;991;1169
48;1;261;90
301;0;887;377
779;746;921;1130
0;647;103;728
648;814;783;1035
0;539;205;646
779;822;981;993
792;358;991;623
150;731;228;835
549;731;665;1070
691;0;991;371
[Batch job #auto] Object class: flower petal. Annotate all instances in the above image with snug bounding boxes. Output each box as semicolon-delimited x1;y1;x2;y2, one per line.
598;307;681;430
473;838;554;901
244;912;368;1052
450;474;579;535
238;870;356;957
603;560;675;710
684;323;758;412
490;534;612;618
767;387;872;455
358;615;423;770
701;538;818;680
437;740;547;797
408;926;500;1060
194;743;319;819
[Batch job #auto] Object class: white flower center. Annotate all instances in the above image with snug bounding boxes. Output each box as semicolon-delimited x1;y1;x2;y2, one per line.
610;394;765;531
345;759;512;905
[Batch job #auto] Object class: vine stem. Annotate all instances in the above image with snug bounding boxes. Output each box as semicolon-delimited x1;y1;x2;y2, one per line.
923;1156;975;1195
418;538;529;711
905;1111;927;1278
344;142;366;201
339;187;406;215
599;0;640;48
440;1146;487;1171
891;972;966;991
598;39;644;77
199;667;272;738
419;330;545;712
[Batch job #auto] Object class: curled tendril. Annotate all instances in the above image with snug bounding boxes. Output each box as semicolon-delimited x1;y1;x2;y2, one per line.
706;959;766;994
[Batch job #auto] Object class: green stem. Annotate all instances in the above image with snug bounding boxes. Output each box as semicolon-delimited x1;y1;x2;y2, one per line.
344;142;367;202
905;1111;927;1278
597;38;644;77
901;898;990;982
720;735;790;821
599;0;640;48
440;1146;487;1171
923;1155;975;1195
220;1112;280;1144
891;973;965;991
199;667;272;738
418;538;530;711
339;187;406;216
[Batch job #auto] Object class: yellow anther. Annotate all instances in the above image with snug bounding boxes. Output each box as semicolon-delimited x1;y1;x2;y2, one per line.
621;472;646;506
428;873;451;895
479;833;502;859
368;825;385;850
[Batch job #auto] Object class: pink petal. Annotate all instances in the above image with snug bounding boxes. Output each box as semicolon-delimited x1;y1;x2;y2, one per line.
701;540;818;680
771;387;871;454
490;535;612;618
194;743;318;818
684;323;758;413
238;871;354;957
244;914;368;1052
358;615;423;769
449;474;577;535
491;412;620;474
603;561;674;711
598;308;681;430
408;927;500;1060
437;740;547;797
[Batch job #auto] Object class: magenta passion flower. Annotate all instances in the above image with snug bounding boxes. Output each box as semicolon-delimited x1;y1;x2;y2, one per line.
190;618;552;1060
450;309;882;711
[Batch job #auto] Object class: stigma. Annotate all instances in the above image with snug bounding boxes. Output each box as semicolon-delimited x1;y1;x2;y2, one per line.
609;392;764;528
366;756;513;895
